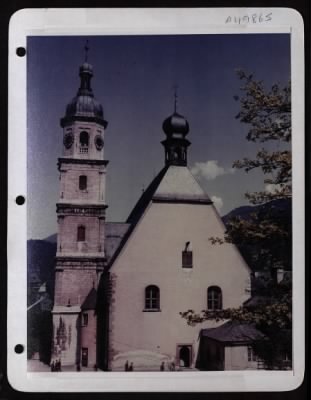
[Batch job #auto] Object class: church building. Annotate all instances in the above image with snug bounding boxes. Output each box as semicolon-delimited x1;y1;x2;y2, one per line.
52;55;254;371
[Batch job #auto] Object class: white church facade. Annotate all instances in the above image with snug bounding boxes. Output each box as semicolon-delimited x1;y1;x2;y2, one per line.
51;54;263;372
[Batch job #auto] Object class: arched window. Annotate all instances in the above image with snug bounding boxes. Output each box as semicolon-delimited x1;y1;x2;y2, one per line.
79;175;87;190
207;286;222;310
77;225;86;242
80;131;89;147
145;285;160;310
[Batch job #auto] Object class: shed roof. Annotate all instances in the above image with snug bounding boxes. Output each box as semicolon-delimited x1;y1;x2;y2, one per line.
200;320;267;344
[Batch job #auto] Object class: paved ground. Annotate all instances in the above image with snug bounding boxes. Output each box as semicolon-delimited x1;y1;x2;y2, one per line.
27;359;51;372
27;359;97;372
27;359;197;372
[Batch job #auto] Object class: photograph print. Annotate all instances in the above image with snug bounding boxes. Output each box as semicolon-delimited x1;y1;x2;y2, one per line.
27;33;292;372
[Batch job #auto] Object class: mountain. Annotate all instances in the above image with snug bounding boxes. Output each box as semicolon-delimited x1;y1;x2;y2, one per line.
222;198;292;272
222;198;291;225
27;239;57;362
27;239;57;303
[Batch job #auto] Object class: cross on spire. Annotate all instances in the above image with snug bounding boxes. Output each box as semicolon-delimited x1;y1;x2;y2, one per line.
173;85;178;113
84;39;89;62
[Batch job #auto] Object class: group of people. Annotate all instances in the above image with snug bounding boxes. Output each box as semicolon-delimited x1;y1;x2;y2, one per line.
160;361;176;371
123;360;176;372
124;360;134;371
50;359;62;372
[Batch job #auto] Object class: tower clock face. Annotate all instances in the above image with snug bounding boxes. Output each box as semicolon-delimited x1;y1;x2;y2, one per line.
95;135;104;150
63;133;74;149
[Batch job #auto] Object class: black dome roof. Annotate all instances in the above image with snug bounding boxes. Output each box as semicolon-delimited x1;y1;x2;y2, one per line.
163;112;189;136
61;61;107;127
65;95;104;118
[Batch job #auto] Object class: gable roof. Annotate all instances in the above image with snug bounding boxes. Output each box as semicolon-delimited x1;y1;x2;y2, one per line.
200;320;267;344
153;166;211;204
107;165;212;268
126;166;169;225
81;287;97;310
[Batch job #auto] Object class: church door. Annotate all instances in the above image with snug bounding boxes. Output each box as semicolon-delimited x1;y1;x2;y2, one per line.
81;347;88;367
177;345;192;368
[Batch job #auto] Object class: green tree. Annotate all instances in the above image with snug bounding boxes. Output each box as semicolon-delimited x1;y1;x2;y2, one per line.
211;70;292;272
181;71;292;369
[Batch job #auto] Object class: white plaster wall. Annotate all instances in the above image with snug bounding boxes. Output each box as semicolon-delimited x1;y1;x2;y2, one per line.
109;202;251;369
225;346;258;370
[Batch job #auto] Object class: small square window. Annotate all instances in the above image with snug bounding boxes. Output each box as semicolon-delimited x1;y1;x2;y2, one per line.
182;250;193;268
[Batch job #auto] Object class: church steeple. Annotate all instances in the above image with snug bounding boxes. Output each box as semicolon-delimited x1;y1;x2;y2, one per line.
161;90;191;166
61;42;107;129
52;43;108;368
77;41;93;97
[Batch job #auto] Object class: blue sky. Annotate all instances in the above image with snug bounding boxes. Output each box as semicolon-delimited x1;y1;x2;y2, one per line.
27;34;290;239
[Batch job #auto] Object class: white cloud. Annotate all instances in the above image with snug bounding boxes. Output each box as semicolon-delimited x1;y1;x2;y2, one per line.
191;160;234;181
211;195;224;212
265;183;282;194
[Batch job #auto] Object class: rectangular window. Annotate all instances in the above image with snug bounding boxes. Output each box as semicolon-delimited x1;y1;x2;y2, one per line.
79;175;87;190
182;250;193;268
77;225;86;242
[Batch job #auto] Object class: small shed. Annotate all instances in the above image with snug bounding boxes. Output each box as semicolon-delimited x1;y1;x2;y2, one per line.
197;320;267;370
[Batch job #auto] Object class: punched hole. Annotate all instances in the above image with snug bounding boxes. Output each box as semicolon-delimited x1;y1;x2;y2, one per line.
14;344;24;354
16;47;26;57
15;195;25;205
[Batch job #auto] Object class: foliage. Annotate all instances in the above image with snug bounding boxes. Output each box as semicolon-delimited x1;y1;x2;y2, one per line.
181;71;292;369
233;70;291;203
180;277;291;329
211;71;292;272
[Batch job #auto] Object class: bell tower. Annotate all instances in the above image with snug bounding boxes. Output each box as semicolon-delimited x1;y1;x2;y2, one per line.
161;90;191;166
52;45;108;368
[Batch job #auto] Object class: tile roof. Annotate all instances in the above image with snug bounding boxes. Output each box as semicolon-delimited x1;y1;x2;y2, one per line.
153;166;211;203
200;320;267;344
81;287;97;310
105;223;131;262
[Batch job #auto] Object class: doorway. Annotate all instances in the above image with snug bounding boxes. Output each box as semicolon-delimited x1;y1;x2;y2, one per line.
177;345;192;367
81;347;88;367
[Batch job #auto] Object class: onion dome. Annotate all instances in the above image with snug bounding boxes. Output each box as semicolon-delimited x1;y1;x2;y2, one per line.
61;59;107;128
162;112;189;137
161;90;191;167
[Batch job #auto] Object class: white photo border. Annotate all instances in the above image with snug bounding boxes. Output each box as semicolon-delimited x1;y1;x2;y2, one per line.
7;7;305;392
